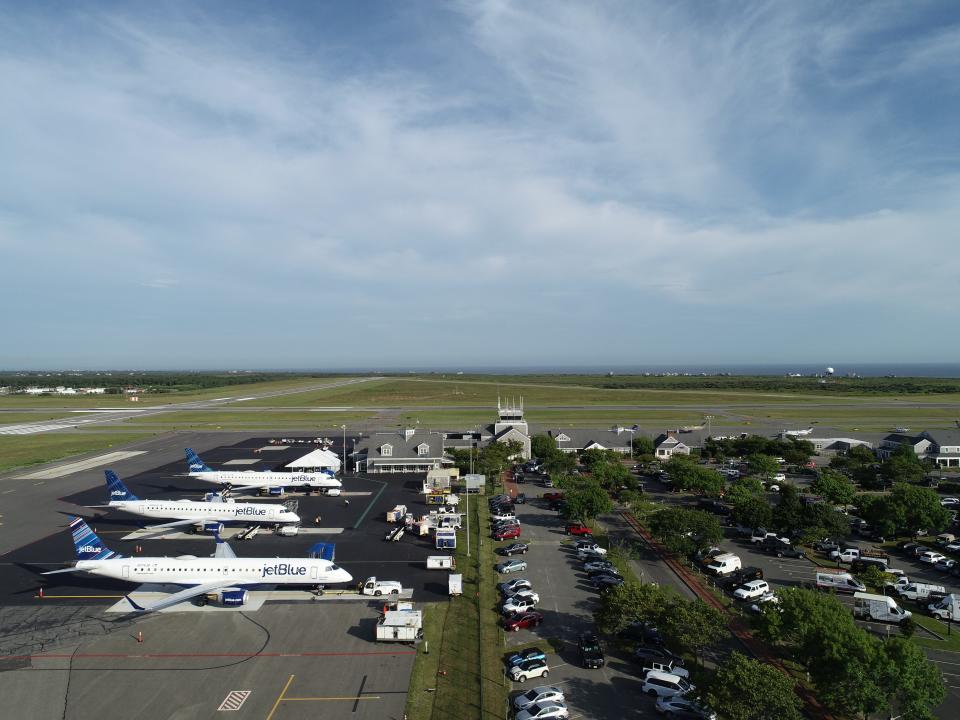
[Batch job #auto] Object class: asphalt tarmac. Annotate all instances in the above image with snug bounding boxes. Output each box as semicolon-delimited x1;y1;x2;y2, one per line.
0;433;446;720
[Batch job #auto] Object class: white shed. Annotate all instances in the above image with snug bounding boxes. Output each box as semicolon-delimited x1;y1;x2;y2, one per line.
285;448;342;472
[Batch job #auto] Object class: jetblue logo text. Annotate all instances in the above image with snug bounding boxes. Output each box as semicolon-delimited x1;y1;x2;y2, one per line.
110;490;126;496
233;507;267;516
79;545;100;554
261;564;308;577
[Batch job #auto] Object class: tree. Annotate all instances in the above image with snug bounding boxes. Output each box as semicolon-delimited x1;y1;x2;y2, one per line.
687;466;725;496
881;637;945;720
881;444;926;485
860;483;951;537
747;453;780;478
590;460;631;491
773;483;805;534
618;489;645;512
847;444;876;465
648;507;723;555
661;598;727;662
543;449;577;476
663;455;701;491
731;494;773;530
595;581;670;634
632;435;654;456
563;481;613;523
811;468;857;506
707;652;802;720
530;434;557;461
580;448;622;470
799;503;851;542
782;439;814;467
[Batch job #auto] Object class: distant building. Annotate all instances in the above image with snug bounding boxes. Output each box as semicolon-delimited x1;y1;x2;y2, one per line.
880;430;960;468
654;433;691;459
442;399;532;460
803;436;874;455
548;427;632;454
354;428;451;474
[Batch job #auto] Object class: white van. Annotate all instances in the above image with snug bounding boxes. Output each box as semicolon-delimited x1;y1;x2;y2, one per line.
706;553;742;576
897;583;946;602
641;670;695;698
853;592;912;624
816;571;866;594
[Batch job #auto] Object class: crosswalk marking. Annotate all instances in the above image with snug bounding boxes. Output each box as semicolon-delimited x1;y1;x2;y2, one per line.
217;690;251;711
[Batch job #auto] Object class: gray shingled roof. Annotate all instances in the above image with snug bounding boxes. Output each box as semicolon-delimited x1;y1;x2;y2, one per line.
354;430;447;459
548;428;631;450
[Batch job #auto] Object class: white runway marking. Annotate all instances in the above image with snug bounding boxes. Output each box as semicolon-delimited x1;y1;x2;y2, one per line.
15;451;147;479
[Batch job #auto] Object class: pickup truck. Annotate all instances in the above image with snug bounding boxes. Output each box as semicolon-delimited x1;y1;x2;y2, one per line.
750;529;789;545
361;577;402;596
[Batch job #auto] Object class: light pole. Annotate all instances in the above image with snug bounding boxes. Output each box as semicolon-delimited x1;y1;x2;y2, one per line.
705;415;714;439
466;442;474;558
341;424;347;476
626;427;636;459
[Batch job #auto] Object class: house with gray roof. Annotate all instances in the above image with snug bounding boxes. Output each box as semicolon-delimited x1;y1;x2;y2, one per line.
548;427;632;454
878;430;960;467
353;428;451;474
654;433;691;459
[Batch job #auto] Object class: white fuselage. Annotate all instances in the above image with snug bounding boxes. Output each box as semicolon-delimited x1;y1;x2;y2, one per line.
109;499;299;524
75;556;352;586
190;470;341;490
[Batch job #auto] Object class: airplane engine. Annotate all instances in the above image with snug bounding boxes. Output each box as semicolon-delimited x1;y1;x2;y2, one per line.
200;521;224;534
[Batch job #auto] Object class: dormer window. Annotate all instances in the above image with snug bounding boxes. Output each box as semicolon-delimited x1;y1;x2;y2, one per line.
417;443;430;456
381;443;393;457
556;433;570;442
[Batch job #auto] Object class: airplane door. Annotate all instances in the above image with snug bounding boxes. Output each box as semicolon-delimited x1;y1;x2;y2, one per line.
122;565;130;579
311;565;318;580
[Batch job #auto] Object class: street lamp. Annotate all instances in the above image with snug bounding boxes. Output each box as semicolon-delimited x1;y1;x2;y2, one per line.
705;415;714;439
626;426;636;459
341;424;347;476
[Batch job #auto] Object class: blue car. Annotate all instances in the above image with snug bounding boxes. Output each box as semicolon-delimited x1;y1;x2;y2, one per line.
507;647;546;667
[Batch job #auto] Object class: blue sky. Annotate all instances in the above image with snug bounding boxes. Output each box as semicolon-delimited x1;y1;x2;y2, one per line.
1;1;958;369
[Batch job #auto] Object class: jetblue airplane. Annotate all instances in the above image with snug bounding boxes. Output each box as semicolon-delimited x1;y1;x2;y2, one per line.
185;448;342;493
43;517;353;613
97;471;300;530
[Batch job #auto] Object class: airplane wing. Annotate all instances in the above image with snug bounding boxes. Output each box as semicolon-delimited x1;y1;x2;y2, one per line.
144;519;203;530
42;566;84;575
228;484;266;494
212;532;237;559
124;579;246;613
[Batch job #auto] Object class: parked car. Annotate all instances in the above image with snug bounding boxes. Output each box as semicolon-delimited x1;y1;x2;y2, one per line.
578;632;605;668
514;702;568;720
761;542;804;559
654;696;717;719
497;559;528;574
812;538;842;553
592;577;624;593
575;543;608;558
733;580;771;600
773;473;786;482
583;558;616;573
718;567;764;591
920;551;947;565
633;644;684;665
493;526;521;540
565;523;593;537
937;559;958;572
509;658;550;683
751;528;788;544
507;647;547;667
497;542;529;556
641;670;695;698
502;595;540;614
513;687;565;712
499;578;533;596
543;492;565;501
637;658;689;679
515;493;527;504
502;611;545;632
942;498;960;507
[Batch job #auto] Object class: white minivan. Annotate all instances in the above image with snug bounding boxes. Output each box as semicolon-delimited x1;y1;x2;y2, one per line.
641;670;695;698
706;553;742;576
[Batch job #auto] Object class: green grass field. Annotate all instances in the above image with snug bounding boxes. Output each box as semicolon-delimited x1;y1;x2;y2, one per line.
0;433;158;473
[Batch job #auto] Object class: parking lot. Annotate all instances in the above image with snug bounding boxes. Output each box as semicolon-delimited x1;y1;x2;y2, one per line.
495;494;660;720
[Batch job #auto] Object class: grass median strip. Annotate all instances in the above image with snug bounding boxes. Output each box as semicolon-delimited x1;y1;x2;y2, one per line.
0;432;157;473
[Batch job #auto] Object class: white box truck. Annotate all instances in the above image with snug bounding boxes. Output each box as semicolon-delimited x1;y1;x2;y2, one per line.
929;594;960;621
426;556;456;570
448;573;463;596
375;610;423;642
853;592;912;624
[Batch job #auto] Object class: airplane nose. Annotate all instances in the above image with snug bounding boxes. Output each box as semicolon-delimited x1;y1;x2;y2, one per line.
339;568;353;584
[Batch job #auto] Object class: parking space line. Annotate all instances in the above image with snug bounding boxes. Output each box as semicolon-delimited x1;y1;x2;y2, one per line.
282;697;381;701
266;674;295;720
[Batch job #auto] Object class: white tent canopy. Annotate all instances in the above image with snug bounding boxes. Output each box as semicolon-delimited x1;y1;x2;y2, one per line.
286;448;342;471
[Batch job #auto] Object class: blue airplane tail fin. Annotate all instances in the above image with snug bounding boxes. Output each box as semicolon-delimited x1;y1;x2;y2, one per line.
105;470;138;501
185;448;212;473
69;517;122;560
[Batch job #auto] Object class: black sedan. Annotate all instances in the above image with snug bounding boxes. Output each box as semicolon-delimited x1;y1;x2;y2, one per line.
497;542;530;557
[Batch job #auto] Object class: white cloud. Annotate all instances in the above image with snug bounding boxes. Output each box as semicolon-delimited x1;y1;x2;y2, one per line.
0;3;957;366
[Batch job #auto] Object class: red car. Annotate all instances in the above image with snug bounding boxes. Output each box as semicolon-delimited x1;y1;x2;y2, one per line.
565;523;593;537
494;526;521;540
543;492;565;501
501;610;544;632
